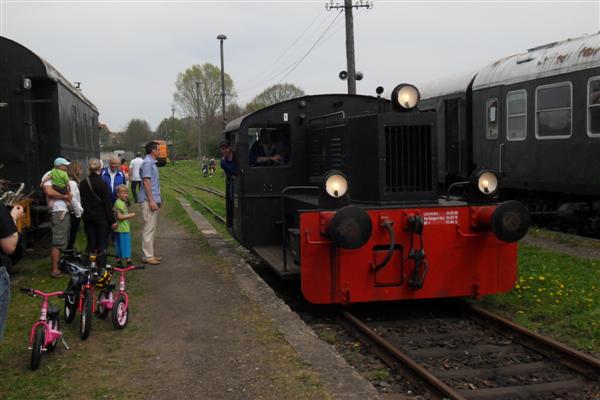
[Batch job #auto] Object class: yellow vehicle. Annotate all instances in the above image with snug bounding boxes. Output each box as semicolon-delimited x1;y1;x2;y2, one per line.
155;140;169;167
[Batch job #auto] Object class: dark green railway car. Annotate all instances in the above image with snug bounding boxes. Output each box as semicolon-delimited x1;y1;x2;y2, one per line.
420;32;600;234
0;36;100;191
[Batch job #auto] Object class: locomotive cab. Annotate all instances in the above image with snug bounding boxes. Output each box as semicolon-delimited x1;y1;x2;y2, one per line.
223;86;529;304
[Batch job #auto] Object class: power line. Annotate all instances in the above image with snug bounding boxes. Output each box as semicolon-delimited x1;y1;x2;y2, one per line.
244;10;327;86
237;11;337;94
275;9;343;84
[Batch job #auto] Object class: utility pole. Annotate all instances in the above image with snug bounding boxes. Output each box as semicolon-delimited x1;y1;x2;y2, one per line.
195;81;201;159
171;105;176;164
326;0;373;95
217;34;227;129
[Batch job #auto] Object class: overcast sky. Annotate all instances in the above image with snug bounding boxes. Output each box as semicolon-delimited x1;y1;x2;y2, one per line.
1;0;598;131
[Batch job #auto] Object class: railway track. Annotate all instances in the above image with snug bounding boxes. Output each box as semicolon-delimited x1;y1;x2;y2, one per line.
167;169;225;197
340;303;600;400
164;167;600;398
170;182;226;224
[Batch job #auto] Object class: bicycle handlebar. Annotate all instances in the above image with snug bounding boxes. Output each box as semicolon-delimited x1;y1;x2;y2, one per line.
107;265;144;272
20;287;65;298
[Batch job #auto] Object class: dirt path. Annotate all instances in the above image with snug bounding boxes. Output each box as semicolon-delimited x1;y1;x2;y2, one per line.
523;230;600;260
126;205;328;399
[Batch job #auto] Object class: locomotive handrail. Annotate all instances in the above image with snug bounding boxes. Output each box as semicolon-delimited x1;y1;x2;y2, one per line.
280;186;319;272
455;225;491;238
304;230;334;245
372;220;395;273
445;180;469;198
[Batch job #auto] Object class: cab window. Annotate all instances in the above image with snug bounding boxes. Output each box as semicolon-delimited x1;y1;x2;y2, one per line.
248;125;290;167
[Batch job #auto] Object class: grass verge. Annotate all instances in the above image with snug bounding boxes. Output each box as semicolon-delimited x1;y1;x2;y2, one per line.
482;243;600;356
0;217;147;399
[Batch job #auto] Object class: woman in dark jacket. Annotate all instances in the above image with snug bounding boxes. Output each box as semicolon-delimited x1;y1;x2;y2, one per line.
79;159;115;255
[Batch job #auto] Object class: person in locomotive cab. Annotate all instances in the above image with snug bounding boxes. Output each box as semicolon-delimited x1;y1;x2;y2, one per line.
220;139;236;228
249;129;282;166
219;139;235;177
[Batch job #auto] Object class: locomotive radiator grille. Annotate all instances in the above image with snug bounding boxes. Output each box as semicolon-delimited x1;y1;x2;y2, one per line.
385;125;433;193
309;137;321;176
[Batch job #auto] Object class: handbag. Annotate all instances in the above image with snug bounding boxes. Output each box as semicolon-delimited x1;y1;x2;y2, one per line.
85;177;102;203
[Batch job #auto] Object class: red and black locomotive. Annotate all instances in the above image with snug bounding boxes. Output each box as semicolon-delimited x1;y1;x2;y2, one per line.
222;84;529;304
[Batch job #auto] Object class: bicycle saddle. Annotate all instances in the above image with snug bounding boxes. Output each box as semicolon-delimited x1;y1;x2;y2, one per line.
48;304;60;319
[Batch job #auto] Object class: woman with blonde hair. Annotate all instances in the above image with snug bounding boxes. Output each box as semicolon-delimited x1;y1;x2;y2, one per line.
66;161;84;250
79;158;115;255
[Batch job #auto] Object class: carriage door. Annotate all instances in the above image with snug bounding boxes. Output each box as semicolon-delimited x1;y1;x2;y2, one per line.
228;132;242;235
0;84;9;142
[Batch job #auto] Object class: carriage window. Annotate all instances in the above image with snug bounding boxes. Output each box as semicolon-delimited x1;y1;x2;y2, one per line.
486;98;498;139
588;77;600;137
248;125;290;167
506;90;527;141
535;82;572;139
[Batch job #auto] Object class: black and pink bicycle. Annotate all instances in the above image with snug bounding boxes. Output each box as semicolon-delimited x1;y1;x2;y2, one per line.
20;287;71;370
96;264;144;329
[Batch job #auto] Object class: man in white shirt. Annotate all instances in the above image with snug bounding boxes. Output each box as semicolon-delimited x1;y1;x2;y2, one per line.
129;153;144;201
41;160;72;278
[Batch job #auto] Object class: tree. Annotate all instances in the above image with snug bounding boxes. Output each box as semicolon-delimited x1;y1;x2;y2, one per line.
122;119;151;152
173;64;237;158
173;64;236;122
245;83;305;113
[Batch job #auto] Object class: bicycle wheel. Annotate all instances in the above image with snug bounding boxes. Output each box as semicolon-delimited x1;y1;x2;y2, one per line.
96;290;110;319
80;288;93;340
30;326;45;370
64;281;77;323
46;316;59;352
111;296;128;329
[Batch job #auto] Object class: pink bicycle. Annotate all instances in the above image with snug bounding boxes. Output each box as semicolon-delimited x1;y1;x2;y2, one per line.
20;287;71;370
96;264;144;329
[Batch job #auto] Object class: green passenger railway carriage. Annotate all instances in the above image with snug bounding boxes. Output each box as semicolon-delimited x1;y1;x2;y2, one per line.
0;36;100;192
419;32;600;235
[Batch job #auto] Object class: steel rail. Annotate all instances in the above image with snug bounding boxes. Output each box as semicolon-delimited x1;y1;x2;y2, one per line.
172;184;226;224
167;169;225;198
467;303;600;379
341;310;468;400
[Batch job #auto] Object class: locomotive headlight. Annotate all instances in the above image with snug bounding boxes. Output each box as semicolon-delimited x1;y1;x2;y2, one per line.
324;171;348;198
391;84;420;111
471;169;499;196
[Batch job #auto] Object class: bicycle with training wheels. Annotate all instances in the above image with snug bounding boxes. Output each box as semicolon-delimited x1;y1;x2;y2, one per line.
60;253;110;340
20;287;71;370
59;250;88;324
97;264;144;329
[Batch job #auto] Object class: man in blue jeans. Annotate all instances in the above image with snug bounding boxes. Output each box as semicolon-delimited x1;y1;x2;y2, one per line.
0;203;23;340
